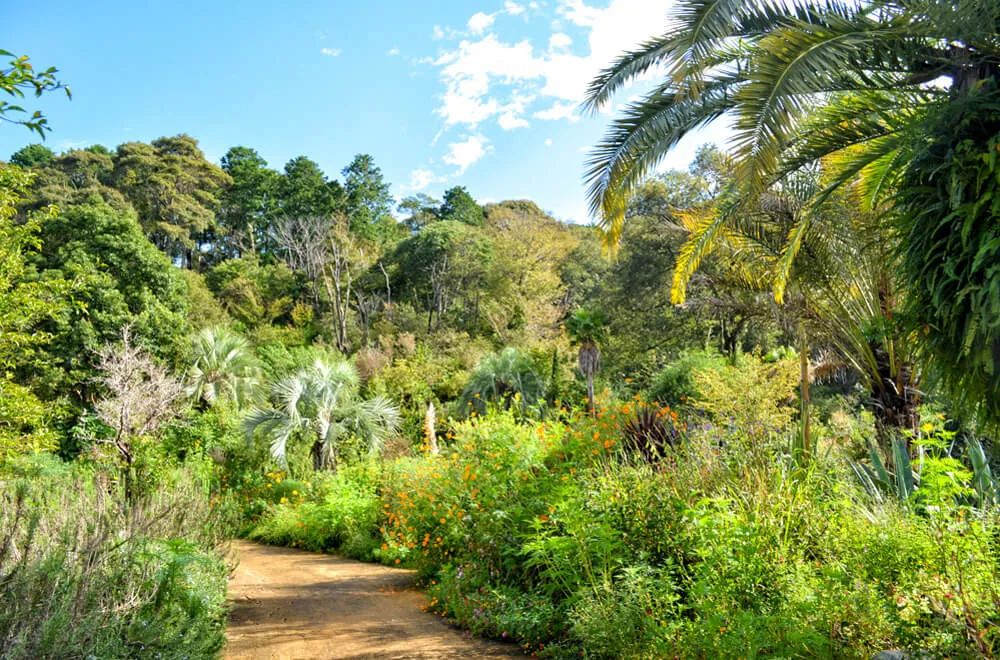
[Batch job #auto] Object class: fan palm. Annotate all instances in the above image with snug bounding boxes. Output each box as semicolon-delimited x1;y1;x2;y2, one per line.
185;326;262;410
245;357;400;471
585;0;1000;421
565;309;607;415
458;347;545;417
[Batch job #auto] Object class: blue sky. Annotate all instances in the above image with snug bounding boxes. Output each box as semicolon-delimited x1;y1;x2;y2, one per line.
2;0;730;223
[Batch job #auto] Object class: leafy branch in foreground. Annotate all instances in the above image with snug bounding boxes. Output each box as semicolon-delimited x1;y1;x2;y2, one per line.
0;49;70;137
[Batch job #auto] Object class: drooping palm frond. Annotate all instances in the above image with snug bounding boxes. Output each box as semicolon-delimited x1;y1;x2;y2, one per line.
583;0;994;252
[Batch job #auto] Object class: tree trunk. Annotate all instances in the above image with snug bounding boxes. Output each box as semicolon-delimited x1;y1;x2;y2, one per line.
798;320;811;464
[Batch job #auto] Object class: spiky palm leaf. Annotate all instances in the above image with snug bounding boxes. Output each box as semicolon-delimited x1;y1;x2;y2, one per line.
185;326;262;409
245;357;400;470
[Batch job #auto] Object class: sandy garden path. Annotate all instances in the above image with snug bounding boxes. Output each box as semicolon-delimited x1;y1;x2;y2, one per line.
225;540;525;659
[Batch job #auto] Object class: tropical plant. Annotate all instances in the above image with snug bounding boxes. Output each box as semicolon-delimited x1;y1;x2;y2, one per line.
584;0;1000;422
671;178;921;445
566;309;607;415
621;406;681;463
245;357;400;471
185;326;262;410
458;347;545;417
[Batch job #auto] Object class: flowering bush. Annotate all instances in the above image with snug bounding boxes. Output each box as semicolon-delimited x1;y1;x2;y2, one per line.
247;406;1000;658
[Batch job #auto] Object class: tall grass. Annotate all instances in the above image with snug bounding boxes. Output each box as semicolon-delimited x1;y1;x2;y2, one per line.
0;465;233;659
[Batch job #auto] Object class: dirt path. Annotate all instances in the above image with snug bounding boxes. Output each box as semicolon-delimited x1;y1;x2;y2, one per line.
225;540;525;659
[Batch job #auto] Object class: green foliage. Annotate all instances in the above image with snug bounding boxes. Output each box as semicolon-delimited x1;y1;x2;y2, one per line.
439;186;484;226
185;326;262;410
564;308;606;346
0;49;70;137
250;408;1000;657
218;146;281;257
342;153;397;242
0;379;59;461
458;347;546;418
245;357;400;470
0;467;230;659
27;201;189;399
249;462;383;559
896;91;1000;426
279;155;342;219
8;143;54;167
205;257;301;328
646;350;726;408
111;135;231;265
692;352;801;438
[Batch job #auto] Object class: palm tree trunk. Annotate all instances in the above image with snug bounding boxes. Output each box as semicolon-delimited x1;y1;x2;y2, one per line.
586;375;595;417
798;320;811;464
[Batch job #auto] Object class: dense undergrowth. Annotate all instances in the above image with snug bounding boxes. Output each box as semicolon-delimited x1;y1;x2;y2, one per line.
0;455;235;659
245;405;1000;658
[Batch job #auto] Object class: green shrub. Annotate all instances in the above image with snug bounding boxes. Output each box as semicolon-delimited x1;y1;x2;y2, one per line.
646;350;726;408
249;462;383;559
0;467;230;659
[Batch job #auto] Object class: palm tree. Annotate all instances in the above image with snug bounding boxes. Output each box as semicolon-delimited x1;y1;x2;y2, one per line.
458;347;545;417
245;357;400;471
584;0;1000;422
185;326;262;410
566;309;607;415
673;176;921;447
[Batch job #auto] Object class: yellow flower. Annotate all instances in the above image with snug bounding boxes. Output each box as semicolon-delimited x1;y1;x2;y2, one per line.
291;490;299;496
920;422;934;434
280;497;289;504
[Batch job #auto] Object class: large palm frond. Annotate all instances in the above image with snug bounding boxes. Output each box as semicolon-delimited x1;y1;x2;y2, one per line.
584;0;997;250
185;326;262;409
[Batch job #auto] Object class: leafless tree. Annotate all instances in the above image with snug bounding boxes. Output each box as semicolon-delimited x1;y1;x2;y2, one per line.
94;327;185;498
272;215;367;352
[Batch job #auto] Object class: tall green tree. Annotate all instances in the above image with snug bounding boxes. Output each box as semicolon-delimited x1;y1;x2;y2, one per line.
112;135;231;267
0;165;67;457
278;156;342;219
584;0;1000;422
219;146;281;257
9;144;54;168
27;201;189;401
398;193;440;232
439;186;484;226
342;154;396;242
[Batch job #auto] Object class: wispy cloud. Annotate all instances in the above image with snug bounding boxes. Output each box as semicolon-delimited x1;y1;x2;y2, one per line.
320;47;342;57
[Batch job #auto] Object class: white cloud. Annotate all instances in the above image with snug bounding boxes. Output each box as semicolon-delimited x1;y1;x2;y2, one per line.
468;11;496;35
548;32;572;52
386;47;400;56
544;138;554;147
443;135;491;174
320;47;342;57
533;101;579;122
505;1;526;15
434;35;543;126
431;0;670;131
408;168;443;191
499;113;530;130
